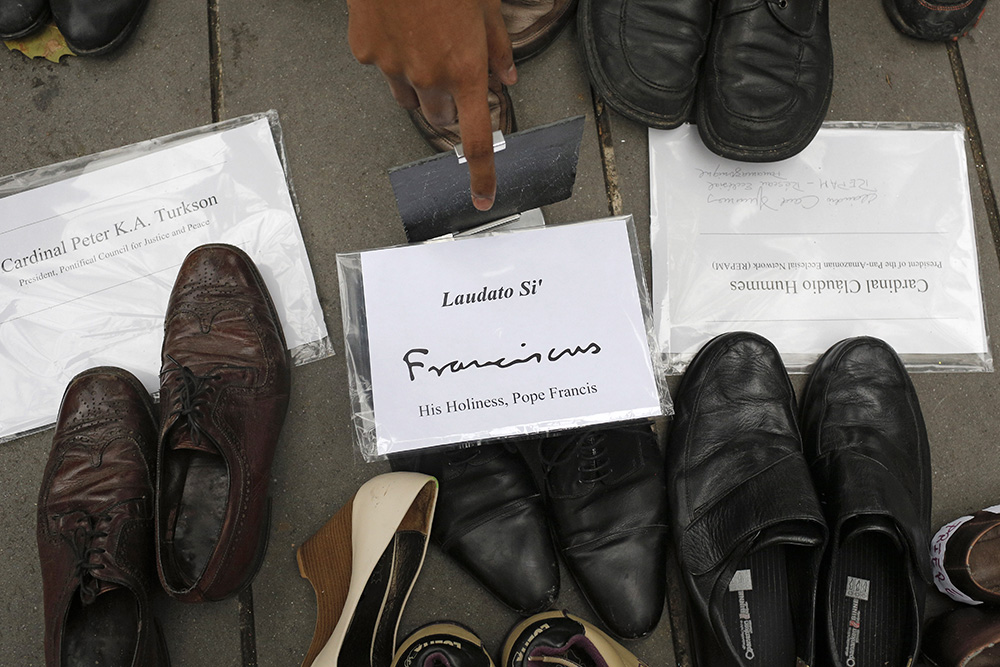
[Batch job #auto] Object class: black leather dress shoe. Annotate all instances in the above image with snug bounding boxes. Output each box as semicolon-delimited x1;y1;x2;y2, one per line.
697;0;833;162
390;443;560;615
800;336;932;667
0;0;48;40
884;0;988;41
578;0;713;128
668;332;827;667
537;425;668;639
50;0;149;55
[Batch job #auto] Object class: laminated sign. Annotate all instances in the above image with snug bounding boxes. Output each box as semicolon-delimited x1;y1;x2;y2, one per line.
338;216;668;460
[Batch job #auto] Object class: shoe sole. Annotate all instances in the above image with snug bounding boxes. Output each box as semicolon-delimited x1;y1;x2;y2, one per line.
577;0;693;129
297;472;438;667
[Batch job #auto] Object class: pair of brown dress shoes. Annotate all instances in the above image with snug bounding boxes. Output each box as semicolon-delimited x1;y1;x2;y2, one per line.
36;244;291;666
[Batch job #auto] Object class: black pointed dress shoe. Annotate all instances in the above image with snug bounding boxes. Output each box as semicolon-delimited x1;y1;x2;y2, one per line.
537;425;668;639
800;336;932;667
668;332;827;667
579;0;713;128
884;0;989;40
0;0;48;40
390;443;559;615
50;0;149;55
697;0;833;162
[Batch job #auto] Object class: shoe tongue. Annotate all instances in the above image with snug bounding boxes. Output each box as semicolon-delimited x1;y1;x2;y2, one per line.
79;577;121;605
168;428;219;455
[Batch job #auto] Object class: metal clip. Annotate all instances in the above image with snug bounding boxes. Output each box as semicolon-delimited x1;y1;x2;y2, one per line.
455;130;506;165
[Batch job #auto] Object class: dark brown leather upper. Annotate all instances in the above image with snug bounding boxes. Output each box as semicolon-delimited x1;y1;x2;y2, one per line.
943;510;1000;605
37;367;163;667
156;244;290;602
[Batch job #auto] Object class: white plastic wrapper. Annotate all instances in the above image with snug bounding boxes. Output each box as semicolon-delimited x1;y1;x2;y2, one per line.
338;216;672;462
0;111;332;442
650;122;991;373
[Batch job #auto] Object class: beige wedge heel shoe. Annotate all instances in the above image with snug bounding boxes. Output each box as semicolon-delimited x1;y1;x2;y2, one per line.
297;472;438;667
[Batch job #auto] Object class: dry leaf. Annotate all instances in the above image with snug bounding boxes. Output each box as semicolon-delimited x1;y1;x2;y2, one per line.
4;23;75;62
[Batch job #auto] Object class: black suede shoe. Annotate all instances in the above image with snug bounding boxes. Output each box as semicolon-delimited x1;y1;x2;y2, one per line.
883;0;988;41
578;0;713;129
668;332;827;667
800;337;932;667
0;0;48;39
50;0;149;55
390;443;559;615
697;0;833;162
537;425;668;639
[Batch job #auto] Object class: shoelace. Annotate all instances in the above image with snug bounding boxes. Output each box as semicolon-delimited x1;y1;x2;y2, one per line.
162;354;247;447
59;510;112;605
767;0;789;7
445;445;483;469
540;431;613;486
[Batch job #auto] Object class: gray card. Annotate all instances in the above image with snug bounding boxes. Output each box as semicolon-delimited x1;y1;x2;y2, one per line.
389;116;585;242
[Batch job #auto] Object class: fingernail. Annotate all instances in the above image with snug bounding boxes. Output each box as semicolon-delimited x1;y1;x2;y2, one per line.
506;63;518;84
473;194;494;211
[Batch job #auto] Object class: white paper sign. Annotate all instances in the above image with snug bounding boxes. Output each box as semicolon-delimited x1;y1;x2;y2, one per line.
0;116;330;441
354;218;663;456
650;124;990;372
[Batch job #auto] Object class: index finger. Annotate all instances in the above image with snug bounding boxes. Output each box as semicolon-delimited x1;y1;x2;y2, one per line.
454;84;497;211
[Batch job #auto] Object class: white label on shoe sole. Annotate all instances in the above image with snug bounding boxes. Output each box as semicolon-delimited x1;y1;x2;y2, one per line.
729;569;754;592
845;576;870;601
930;504;1000;605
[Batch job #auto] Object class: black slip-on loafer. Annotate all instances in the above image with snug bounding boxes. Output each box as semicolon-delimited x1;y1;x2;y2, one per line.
0;0;49;40
668;331;827;667
800;336;932;667
390;443;560;616
537;425;669;639
578;0;713;129
883;0;989;41
697;0;833;162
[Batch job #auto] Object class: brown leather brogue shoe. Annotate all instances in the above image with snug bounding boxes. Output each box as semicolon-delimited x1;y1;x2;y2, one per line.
155;243;291;603
37;367;168;667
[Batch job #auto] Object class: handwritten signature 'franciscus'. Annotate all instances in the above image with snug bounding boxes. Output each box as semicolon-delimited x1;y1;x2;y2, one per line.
402;342;602;382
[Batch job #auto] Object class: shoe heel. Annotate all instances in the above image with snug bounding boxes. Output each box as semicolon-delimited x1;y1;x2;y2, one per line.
297;498;355;667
